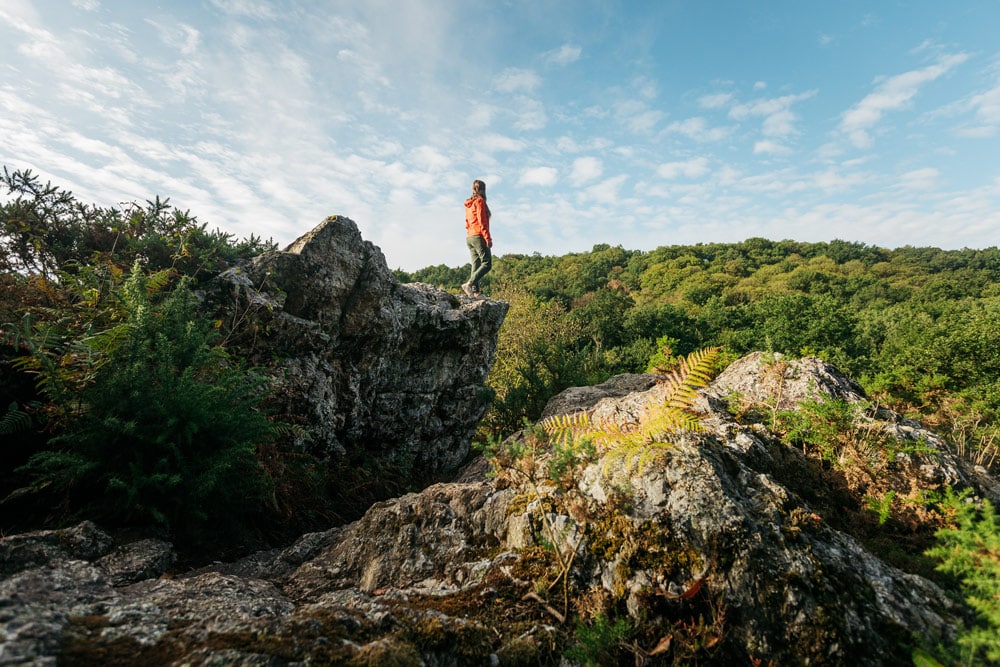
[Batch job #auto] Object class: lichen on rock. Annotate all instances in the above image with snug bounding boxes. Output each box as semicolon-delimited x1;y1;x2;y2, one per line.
3;352;996;664
202;215;509;479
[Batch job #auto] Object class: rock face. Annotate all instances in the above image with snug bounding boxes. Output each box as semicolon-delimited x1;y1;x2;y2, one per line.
205;216;508;476
3;353;994;665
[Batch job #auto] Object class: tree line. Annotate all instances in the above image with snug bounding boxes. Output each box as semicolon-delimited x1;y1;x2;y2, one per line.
398;239;1000;470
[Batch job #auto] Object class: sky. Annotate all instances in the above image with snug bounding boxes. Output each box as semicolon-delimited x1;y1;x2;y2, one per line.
2;1;999;271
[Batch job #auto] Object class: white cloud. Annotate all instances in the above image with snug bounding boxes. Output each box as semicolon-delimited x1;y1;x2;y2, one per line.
628;109;664;133
955;125;997;139
754;140;790;155
614;99;664;133
494;67;541;94
519;166;558;186
146;19;201;56
412;145;450;172
761;109;798;137
544;44;581;66
2;3;998;271
581;175;627;204
481;134;525;153
657;157;710;179
973;80;1000;123
633;76;658;100
716;165;741;186
665;117;729;142
465;105;495;129
511;96;547;131
729;91;816;137
812;167;869;192
698;92;732;109
570;157;602;186
898;167;939;190
207;0;277;20
556;136;613;153
841;53;969;148
337;49;391;88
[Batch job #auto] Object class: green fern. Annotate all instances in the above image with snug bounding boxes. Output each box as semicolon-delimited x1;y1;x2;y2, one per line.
0;402;32;435
542;346;724;470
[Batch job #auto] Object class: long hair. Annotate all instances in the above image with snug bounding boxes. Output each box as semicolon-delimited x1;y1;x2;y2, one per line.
471;179;491;216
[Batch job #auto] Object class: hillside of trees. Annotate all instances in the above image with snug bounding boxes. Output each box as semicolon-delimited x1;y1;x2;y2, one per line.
397;239;1000;475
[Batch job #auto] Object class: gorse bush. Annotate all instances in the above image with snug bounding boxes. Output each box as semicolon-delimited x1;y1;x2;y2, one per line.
17;267;274;548
1;167;275;282
1;167;290;552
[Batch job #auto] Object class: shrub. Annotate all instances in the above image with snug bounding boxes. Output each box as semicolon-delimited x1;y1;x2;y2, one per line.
925;488;1000;664
16;267;274;549
480;281;592;439
565;614;632;666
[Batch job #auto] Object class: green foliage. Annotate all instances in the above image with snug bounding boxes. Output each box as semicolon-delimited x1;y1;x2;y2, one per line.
1;167;275;283
866;490;896;526
565;614;632;666
394;263;469;289
16;268;274;547
480;280;594;439
927;487;1000;665
645;335;682;373
0;168;288;548
547;431;598;488
925;488;1000;665
435;234;1000;462
741;293;862;369
774;396;860;464
421;235;1000;466
911;647;946;667
0;402;32;434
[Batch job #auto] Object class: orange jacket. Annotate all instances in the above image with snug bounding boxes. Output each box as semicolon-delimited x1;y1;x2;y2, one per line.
464;195;492;246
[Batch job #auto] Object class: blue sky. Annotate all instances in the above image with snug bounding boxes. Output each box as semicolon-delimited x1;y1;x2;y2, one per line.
2;1;999;271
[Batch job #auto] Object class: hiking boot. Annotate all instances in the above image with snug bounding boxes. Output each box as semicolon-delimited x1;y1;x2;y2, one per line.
461;282;475;297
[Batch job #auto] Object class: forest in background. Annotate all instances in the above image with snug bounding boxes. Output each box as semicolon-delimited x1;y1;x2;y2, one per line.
396;237;1000;472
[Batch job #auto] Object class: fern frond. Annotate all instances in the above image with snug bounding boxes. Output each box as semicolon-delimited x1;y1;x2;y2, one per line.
541;411;592;435
542;411;628;450
641;407;705;439
538;347;725;476
145;268;176;295
0;402;32;435
80;323;132;355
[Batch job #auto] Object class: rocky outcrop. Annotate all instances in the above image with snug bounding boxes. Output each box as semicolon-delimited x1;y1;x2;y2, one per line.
2;354;993;665
203;216;508;477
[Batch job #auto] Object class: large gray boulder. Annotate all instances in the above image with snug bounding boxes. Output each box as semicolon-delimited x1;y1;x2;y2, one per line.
4;353;992;665
205;216;508;477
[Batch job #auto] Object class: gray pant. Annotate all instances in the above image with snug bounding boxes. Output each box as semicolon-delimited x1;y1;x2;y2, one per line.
466;234;492;291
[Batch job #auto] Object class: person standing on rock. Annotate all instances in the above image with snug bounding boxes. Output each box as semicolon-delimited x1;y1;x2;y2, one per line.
462;179;492;299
